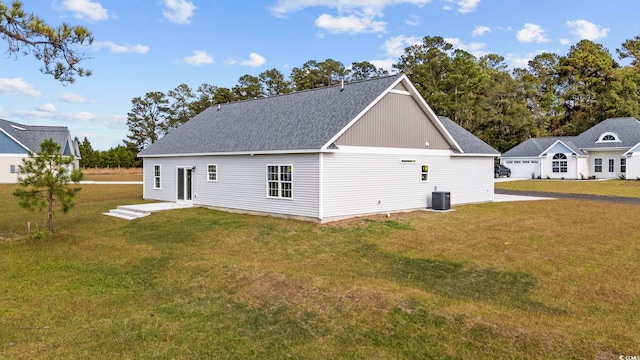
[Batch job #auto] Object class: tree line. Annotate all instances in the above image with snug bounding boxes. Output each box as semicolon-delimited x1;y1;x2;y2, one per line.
81;34;640;166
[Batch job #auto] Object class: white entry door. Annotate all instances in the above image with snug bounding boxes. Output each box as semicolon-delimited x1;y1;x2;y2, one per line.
177;167;193;202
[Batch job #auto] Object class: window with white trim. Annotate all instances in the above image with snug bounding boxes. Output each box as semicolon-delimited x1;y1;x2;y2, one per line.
609;159;615;173
207;164;217;181
594;158;602;173
10;165;16;174
267;165;292;198
597;132;620;143
421;164;429;181
621;158;627;173
154;165;161;189
552;153;567;173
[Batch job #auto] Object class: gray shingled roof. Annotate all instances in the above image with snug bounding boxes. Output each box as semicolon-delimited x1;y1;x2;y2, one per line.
438;117;499;155
140;75;498;157
574;117;640;148
0;118;78;156
502;117;640;157
140;76;401;156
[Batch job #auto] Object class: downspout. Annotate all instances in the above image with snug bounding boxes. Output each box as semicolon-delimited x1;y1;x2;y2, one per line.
318;152;324;222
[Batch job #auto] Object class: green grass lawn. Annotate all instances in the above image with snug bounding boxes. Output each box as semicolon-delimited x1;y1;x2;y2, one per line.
1;183;639;359
495;178;640;198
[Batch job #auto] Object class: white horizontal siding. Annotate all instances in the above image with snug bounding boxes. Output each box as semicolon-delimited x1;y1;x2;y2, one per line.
143;154;320;218
0;155;24;183
321;150;494;219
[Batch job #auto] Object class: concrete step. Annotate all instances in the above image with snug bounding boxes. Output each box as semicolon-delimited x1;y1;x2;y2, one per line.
103;207;150;220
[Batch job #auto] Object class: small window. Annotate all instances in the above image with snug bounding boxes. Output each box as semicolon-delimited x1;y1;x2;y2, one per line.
597;132;620;143
609;159;615;173
207;164;217;181
421;165;429;182
267;165;292;198
594;158;602;173
10;165;16;174
621;158;627;173
552;153;567;173
154;165;161;189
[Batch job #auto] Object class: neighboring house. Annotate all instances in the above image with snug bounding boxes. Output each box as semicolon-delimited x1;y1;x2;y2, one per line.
501;117;640;179
138;74;499;223
0;119;81;184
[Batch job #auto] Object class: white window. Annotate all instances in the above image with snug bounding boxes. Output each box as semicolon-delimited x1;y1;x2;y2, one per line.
421;165;429;182
154;165;161;189
267;165;292;198
10;165;16;174
552;153;567;173
594;158;602;173
621;158;627;173
609;159;615;173
597;132;620;143
207;164;217;181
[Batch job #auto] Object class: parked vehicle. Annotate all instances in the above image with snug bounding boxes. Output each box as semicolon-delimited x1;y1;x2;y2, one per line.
495;164;511;178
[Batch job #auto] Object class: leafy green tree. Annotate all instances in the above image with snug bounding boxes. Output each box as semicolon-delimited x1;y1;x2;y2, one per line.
290;60;324;90
346;61;388;82
13;138;84;232
617;35;640;66
232;74;263;100
167;83;196;129
0;0;93;84
259;68;292;96
125;91;170;152
319;58;346;86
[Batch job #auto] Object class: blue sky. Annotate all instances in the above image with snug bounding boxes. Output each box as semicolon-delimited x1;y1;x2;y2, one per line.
0;0;637;150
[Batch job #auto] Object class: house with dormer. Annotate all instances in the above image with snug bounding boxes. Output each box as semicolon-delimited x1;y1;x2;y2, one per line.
500;117;640;179
0;119;81;183
138;75;500;223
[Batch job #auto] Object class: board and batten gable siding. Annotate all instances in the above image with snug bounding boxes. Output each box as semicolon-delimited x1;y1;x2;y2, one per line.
320;149;494;220
144;154;320;219
334;92;451;150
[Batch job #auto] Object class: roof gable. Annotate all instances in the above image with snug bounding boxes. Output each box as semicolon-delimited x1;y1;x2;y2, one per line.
0;119;74;155
0;127;28;154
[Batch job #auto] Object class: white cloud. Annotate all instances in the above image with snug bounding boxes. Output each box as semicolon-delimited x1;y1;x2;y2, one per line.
92;41;150;54
566;19;609;41
369;59;397;73
163;0;196;24
63;0;108;21
0;78;41;98
315;13;386;34
60;93;91;104
444;37;487;57
183;50;214;65
442;0;480;13
240;53;267;67
37;103;57;113
270;0;433;33
472;25;490;37
405;15;419;26
559;38;571;45
517;23;549;43
383;35;421;57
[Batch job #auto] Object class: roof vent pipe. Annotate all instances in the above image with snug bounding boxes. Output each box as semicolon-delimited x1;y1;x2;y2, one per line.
218;104;221;110
341;78;344;91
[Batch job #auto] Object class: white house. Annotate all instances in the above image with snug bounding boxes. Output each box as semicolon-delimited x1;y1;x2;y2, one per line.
501;117;640;180
0;119;81;184
138;75;499;223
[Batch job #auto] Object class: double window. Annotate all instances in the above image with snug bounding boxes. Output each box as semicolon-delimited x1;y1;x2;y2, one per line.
207;164;217;181
594;158;602;173
154;165;161;189
267;165;292;198
552;153;567;173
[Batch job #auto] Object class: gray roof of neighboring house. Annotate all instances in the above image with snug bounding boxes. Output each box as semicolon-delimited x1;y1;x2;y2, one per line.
140;75;498;157
438;117;499;155
574;117;640;148
0;118;79;156
502;117;640;158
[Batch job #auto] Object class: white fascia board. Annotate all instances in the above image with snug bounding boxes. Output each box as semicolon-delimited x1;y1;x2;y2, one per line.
581;147;630;152
450;153;499;158
0;127;30;153
622;142;640;156
540;139;574;155
138;148;321;158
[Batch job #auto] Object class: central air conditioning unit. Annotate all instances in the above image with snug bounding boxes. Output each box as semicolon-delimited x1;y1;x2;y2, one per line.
431;191;451;210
